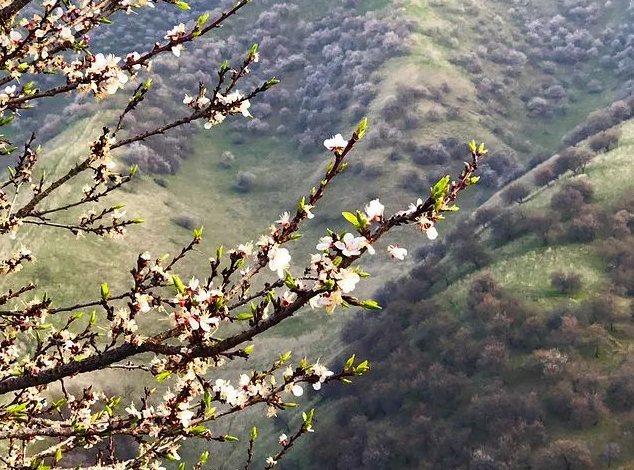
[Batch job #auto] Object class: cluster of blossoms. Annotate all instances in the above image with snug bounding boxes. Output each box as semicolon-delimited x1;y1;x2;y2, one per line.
306;235;368;313
172;277;226;338
0;0;161;111
184;88;254;129
213;373;274;409
80;53;130;96
0;85;17;107
396;197;439;239
0;247;35;274
165;23;186;57
202;90;253;128
183;92;211;110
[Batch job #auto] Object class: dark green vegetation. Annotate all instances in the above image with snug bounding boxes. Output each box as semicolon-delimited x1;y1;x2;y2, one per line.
301;156;634;468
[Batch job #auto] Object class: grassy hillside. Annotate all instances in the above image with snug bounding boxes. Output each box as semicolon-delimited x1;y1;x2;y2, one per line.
295;120;634;470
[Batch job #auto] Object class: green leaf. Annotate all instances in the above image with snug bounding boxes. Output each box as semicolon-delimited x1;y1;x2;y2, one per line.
196;12;210;27
431;175;450;200
251;426;258;440
342;212;360;228
156;371;171;382
284;270;296;289
172;275;185;295
236;312;253;321
354;360;370;375
223;435;239;442
198;451;209;465
188;425;208;436
344;354;356;370
193;226;204;240
175;1;190;9
6;402;28;417
360;300;382;310
244;344;255;355
100;283;109;301
355;210;369;230
279;351;292;363
264;78;280;90
355;117;368;140
52;399;67;411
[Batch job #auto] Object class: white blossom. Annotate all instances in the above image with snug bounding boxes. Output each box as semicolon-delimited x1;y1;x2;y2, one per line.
268;246;291;278
364;199;384;222
334;268;360;293
277;212;291;227
310;361;334;390
290;384;303;397
323;134;348;152
316;236;333;251
334;233;375;257
417;217;438;240
387;244;408;260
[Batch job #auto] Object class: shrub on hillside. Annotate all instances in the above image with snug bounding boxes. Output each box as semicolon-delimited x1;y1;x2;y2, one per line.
550;272;583;295
502;182;531;204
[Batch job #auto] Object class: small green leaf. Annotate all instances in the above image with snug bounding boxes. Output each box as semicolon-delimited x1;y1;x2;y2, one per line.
156;371;171;382
172;275;185;295
196;12;210;27
355;117;368;140
360;300;382;310
100;283;109;301
284;270;296;289
354;360;370;375
264;78;280;90
198;451;209;465
279;351;292;363
342;212;360;228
